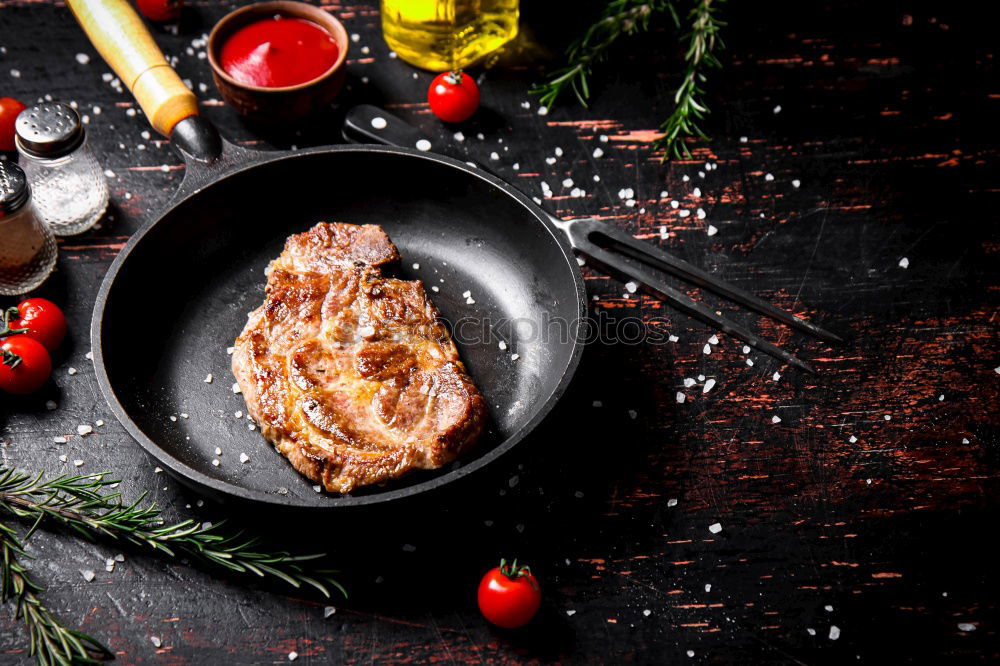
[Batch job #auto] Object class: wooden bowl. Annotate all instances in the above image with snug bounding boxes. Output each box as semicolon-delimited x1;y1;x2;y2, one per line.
207;1;349;123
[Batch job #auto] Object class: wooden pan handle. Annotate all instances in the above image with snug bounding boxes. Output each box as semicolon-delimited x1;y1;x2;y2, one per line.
66;0;198;137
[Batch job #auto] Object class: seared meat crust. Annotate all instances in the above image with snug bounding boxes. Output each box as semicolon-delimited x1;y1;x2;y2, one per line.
232;223;487;493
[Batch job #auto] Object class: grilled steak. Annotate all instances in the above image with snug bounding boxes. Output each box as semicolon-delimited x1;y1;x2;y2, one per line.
232;222;487;493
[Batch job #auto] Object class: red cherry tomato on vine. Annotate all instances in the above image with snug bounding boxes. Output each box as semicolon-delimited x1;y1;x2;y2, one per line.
427;71;480;123
3;299;67;353
0;336;52;395
136;0;182;22
477;559;541;628
0;97;27;152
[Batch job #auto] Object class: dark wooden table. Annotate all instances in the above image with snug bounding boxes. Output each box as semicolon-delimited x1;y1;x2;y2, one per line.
2;1;997;663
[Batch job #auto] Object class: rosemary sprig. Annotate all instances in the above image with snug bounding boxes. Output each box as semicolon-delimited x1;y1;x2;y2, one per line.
0;467;346;598
530;0;678;109
1;521;113;665
652;0;725;158
1;466;346;664
531;0;725;160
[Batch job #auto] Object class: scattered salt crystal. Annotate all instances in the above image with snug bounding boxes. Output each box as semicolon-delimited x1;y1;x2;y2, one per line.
705;583;712;592
807;628;816;636
350;33;360;42
958;623;976;632
772;371;781;381
512;163;519;170
562;178;573;188
77;425;93;436
81;569;95;581
772;415;782;423
678;209;690;218
537;106;548;116
746;358;754;366
169;416;178;422
212;459;220;467
708;335;719;345
415;139;431;151
667;498;678;507
687;650;695;658
234;411;243;419
593;175;600;182
76;53;90;64
643;609;651;617
703;379;716;393
682;175;689;182
742;345;751;354
792;179;801;188
884;414;891;421
593;147;604;158
240;453;249;464
707;225;718;236
668;335;679;343
314;485;322;493
676;392;686;404
160;165;169;173
412;263;420;270
370;116;387;130
214;447;222;455
68;367;78;375
324;606;337;618
938;394;944;401
204;374;213;383
115;554;125;562
232;383;242;393
962;438;969;444
498;341;507;350
683;378;695;387
829;625;841;640
708;522;722;534
696;208;706;219
465;297;476;305
824;605;833;612
431;286;439;292
74;460;84;467
698;375;705;381
510;354;520;361
898;257;909;269
453;132;465;142
154;467;162;474
773;104;782;114
599;134;608;143
490;152;499;161
740;136;748;143
703;344;711;354
628;409;637;419
849;435;857;443
659;226;668;239
764;173;774;182
126;108;136;116
692;187;701;198
625;281;638;294
151;636;162;648
53;436;67;444
288;652;298;661
46;400;57;410
670;200;680;209
625;199;635;207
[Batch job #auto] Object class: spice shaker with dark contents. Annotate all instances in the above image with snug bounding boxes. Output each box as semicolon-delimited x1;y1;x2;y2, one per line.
0;160;57;296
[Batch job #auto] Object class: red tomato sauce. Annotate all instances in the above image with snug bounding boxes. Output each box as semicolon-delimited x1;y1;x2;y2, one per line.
220;17;339;88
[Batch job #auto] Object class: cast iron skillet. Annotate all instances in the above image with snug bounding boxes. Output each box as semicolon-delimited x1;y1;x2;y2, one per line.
74;0;586;508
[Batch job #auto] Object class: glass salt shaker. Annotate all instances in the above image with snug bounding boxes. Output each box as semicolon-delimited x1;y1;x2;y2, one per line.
14;101;109;236
0;160;57;296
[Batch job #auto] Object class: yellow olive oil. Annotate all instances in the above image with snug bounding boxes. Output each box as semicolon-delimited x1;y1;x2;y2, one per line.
381;0;519;71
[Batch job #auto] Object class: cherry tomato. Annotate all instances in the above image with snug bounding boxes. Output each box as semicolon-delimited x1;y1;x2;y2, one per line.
477;559;541;628
427;71;480;123
1;336;52;395
136;0;182;22
3;299;67;353
0;97;27;152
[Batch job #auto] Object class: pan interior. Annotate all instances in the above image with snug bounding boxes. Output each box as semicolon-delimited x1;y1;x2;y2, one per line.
99;149;582;505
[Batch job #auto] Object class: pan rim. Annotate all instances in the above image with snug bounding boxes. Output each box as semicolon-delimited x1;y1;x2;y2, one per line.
91;144;587;508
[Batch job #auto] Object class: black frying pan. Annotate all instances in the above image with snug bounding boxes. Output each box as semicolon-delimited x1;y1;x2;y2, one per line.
71;0;586;508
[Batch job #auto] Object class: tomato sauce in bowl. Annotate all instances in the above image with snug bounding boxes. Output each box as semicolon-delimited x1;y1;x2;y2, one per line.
219;16;339;89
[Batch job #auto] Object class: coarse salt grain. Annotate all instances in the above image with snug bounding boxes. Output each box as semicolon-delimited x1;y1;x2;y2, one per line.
288;652;298;661
46;400;58;410
708;522;722;534
240;453;249;463
772;371;781;381
593;147;604;158
214;447;222;455
212;459;220;467
849;435;857;443
683;378;695;387
773;104;782;114
742;345;751;354
511;353;520;361
792;179;801;188
232;383;242;394
499;341;507;350
53;436;67;444
324;606;337;618
625;281;637;294
204;374;213;383
829;626;841;640
958;623;976;632
703;379;716;393
667;498;678;507
708;335;719;345
81;569;96;581
899;257;909;269
764;173;774;182
707;225;718;236
68;367;78;375
74;460;84;467
676;392;686;404
703;344;711;354
537;106;549;116
76;53;90;64
77;425;93;436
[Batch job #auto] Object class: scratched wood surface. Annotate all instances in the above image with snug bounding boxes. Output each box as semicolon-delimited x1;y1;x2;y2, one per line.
1;0;998;663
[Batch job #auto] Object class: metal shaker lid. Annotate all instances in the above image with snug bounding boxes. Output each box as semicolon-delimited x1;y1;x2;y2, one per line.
14;102;85;159
0;160;29;216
